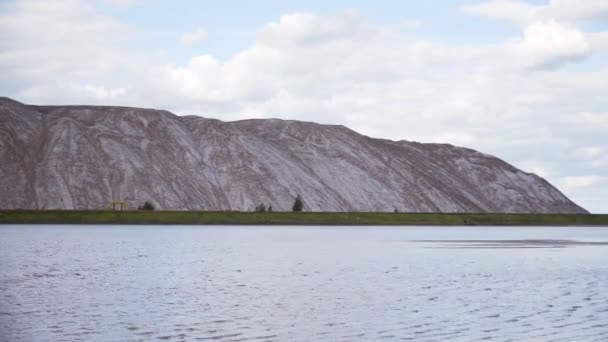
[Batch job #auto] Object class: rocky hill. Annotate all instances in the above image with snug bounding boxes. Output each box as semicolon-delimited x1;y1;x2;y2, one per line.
0;97;587;213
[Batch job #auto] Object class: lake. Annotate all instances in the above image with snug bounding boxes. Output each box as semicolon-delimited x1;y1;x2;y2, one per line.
1;225;607;341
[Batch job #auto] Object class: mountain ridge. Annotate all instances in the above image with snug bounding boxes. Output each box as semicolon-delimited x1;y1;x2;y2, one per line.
0;97;587;213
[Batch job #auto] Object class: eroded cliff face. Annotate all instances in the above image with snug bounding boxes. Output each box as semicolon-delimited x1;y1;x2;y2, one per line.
0;97;587;213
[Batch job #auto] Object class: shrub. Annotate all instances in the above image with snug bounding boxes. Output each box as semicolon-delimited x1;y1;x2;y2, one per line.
138;201;155;211
292;195;304;212
255;203;266;212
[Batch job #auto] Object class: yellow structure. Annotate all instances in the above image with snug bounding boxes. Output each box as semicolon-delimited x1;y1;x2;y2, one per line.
110;201;127;211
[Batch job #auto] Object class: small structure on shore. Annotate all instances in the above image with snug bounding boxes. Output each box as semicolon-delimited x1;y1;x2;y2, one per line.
110;201;127;211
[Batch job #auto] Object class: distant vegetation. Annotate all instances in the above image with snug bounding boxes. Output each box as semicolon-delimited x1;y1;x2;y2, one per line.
138;201;155;210
255;203;267;212
292;195;304;212
1;210;607;226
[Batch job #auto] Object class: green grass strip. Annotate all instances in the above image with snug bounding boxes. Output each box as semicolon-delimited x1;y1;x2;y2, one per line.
1;210;607;226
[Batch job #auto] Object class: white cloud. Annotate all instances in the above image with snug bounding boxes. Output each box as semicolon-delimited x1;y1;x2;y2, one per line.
0;0;136;104
433;132;477;146
575;112;608;129
398;19;424;30
179;27;207;46
509;20;590;69
462;0;540;25
560;175;605;190
463;2;594;69
462;0;608;25
573;146;603;160
544;0;608;22
589;32;608;56
518;160;553;178
83;84;127;100
257;11;372;47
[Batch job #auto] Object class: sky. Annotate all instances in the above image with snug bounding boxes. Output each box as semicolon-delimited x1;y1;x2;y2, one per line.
0;0;607;213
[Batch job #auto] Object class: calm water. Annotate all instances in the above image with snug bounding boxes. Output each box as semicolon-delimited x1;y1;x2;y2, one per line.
1;225;608;342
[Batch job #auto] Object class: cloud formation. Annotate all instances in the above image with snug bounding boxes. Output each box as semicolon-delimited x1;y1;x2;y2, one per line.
509;20;590;69
0;0;607;212
0;0;134;102
463;0;608;24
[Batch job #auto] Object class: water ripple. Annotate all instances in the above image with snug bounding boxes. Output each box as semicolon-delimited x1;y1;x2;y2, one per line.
1;225;607;341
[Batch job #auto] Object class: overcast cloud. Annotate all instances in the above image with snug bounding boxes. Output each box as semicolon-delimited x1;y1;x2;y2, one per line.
0;0;606;212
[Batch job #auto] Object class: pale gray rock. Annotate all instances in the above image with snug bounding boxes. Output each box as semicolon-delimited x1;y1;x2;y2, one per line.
0;97;587;213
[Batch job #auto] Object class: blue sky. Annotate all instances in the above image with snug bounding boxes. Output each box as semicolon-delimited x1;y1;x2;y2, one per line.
1;0;607;212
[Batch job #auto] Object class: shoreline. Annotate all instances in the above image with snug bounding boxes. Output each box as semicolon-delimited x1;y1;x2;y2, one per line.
1;210;607;226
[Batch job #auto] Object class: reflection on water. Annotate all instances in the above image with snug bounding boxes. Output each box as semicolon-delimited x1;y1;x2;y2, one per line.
1;225;608;341
413;239;608;249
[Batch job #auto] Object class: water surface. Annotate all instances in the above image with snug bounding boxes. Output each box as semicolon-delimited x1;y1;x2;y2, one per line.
1;225;608;341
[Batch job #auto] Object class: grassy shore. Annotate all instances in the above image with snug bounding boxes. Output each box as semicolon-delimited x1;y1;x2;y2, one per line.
1;210;607;226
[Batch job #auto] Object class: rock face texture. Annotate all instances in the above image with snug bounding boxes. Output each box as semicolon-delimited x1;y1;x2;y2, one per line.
0;97;587;213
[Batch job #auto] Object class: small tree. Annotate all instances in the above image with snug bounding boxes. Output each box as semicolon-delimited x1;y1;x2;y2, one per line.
268;205;273;212
138;201;155;211
292;194;304;212
255;203;266;212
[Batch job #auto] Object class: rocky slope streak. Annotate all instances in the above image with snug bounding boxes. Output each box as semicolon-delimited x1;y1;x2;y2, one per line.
0;97;587;213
